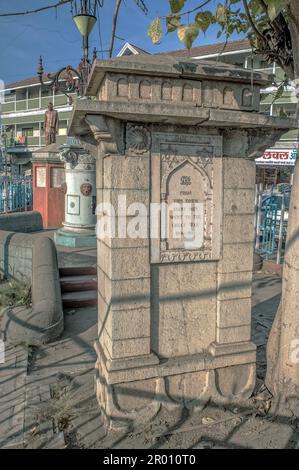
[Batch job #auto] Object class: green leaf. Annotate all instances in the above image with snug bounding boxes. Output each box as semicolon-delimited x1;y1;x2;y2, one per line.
166;15;181;33
148;17;163;44
169;0;185;14
215;3;226;24
195;11;215;33
177;23;199;49
274;83;285;101
268;0;290;21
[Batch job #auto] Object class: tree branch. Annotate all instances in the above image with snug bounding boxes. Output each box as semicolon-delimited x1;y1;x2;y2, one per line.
257;0;268;15
109;0;123;59
160;0;213;20
243;0;265;42
0;0;72;17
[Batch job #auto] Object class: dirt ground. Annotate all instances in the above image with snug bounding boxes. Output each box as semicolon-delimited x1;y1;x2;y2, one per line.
1;268;299;449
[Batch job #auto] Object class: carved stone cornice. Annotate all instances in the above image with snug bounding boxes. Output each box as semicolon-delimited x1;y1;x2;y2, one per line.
85;115;125;155
222;127;293;160
246;128;289;160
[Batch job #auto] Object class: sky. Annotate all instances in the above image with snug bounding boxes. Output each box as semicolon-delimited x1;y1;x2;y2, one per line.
0;0;242;86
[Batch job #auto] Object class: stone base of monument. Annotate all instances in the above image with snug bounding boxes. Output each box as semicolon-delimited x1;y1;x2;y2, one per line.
94;340;256;431
54;225;96;248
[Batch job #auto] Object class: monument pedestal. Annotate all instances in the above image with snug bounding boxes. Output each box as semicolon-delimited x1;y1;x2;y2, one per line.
32;144;65;229
54;144;96;248
69;55;296;431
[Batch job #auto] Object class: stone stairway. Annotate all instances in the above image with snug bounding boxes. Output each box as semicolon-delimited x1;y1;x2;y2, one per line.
59;266;97;309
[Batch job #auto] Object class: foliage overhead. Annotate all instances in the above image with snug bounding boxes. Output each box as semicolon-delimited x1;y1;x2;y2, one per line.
148;0;294;78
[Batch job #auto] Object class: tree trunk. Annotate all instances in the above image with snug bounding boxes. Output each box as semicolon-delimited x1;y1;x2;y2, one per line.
265;0;299;416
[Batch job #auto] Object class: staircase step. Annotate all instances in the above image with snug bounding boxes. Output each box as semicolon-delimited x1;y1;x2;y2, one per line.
62;290;98;309
59;266;97;277
60;275;97;293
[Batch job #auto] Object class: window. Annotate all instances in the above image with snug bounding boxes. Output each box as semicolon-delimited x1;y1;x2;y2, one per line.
259;60;269;68
16;89;26;101
58;120;68;136
42;88;52;97
28;87;39;99
5;91;15;103
22;128;33;137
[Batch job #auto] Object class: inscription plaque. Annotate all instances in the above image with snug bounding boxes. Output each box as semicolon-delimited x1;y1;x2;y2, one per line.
165;161;205;251
151;133;223;263
36;167;46;188
50;167;65;188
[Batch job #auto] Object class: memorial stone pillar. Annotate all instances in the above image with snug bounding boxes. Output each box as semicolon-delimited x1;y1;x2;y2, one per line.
54;142;96;248
69;55;296;430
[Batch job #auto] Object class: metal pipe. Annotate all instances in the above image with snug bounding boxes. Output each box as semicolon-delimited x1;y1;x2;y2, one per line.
277;194;285;265
255;182;263;251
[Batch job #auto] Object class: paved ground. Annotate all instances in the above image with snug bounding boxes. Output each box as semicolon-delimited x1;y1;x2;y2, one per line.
1;243;299;448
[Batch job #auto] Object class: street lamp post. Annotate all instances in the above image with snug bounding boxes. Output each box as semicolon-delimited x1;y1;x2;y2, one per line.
38;0;99;97
73;1;97;63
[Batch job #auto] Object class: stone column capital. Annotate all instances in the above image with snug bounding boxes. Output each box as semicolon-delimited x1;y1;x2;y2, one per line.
59;145;95;169
85;114;125;155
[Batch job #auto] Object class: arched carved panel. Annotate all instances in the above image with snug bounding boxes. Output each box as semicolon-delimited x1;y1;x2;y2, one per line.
139;80;152;100
117;78;129;98
161;81;173;101
150;134;223;264
223;87;235;106
182;83;193;102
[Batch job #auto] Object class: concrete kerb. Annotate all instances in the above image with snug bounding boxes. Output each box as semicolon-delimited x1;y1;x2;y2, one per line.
1;236;64;347
0;211;43;233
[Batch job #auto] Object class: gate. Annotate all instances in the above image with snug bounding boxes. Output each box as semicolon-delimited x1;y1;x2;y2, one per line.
0;176;32;213
255;186;289;263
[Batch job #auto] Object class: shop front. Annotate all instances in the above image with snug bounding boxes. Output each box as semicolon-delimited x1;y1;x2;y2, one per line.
256;148;297;187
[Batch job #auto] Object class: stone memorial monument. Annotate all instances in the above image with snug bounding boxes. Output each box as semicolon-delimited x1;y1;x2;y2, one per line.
68;55;296;429
54;139;97;248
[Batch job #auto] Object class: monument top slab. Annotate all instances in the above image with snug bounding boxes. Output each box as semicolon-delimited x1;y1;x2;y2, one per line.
69;54;297;147
87;55;270;96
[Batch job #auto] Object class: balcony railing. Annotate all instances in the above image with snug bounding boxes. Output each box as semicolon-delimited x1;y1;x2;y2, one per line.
6;134;68;149
1;93;74;114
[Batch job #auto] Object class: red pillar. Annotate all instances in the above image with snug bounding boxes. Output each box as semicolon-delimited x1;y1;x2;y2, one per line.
32;144;65;229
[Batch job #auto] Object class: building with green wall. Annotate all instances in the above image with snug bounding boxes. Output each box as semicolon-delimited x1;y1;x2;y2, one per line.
1;75;76;175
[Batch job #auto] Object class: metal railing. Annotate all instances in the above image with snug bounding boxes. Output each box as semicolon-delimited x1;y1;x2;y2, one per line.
2;93;74;114
0;176;32;213
255;183;290;263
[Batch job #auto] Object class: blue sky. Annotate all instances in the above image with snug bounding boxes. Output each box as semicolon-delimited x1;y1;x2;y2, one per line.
0;0;242;86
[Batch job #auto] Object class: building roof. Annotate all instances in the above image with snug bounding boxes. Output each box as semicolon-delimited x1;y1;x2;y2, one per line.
5;74;49;91
117;42;150;57
158;38;251;58
5;70;78;91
